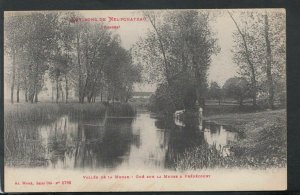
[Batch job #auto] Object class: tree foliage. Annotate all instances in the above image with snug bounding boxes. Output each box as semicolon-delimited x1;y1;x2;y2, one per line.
208;82;222;103
5;12;140;104
230;10;286;108
223;77;251;106
133;10;219;112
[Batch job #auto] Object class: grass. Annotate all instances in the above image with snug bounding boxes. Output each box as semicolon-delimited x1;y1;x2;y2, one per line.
60;103;107;120
4;102;136;122
174;143;231;170
204;104;264;116
204;109;285;131
107;102;136;117
4;103;60;123
175;109;287;170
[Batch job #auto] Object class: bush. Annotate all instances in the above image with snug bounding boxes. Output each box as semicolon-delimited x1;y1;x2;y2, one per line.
107;102;136;117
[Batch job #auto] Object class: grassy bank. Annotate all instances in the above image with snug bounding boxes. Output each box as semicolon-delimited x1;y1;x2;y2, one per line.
4;102;136;122
204;109;285;132
176;109;287;170
204;104;264;116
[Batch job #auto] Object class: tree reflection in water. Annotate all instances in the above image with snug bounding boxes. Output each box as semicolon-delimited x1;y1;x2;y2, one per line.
73;118;134;169
159;117;206;169
5;121;49;167
5;112;238;170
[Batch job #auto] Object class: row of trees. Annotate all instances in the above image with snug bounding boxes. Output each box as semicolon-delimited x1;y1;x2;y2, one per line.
208;78;285;108
207;78;254;106
5;12;140;104
137;10;285;114
229;10;286;109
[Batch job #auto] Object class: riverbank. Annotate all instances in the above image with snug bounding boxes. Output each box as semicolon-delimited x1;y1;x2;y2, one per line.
176;109;287;170
204;109;286;132
4;102;136;122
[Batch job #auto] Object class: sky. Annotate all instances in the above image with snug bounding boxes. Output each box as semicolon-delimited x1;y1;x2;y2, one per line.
208;13;238;86
4;10;239;95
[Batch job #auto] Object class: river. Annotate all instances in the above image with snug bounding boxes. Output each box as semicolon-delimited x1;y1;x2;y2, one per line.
6;112;239;171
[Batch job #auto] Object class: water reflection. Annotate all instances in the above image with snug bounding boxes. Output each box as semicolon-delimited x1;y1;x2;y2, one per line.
6;112;239;170
174;116;238;157
165;121;205;168
203;122;238;156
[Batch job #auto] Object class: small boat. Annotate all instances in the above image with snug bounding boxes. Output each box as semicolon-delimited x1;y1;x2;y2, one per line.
174;110;185;127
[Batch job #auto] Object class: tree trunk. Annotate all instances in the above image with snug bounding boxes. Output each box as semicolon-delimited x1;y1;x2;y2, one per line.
264;14;274;109
60;82;64;103
112;89;115;106
76;33;84;103
191;54;205;110
34;89;38;103
30;96;34;103
10;49;16;104
51;82;54;102
56;76;59;103
87;96;92;103
65;75;68;103
79;96;85;103
24;77;28;102
16;70;20;103
79;97;84;103
33;61;39;104
250;69;257;107
16;85;19;103
86;90;93;103
25;88;28;102
29;86;34;103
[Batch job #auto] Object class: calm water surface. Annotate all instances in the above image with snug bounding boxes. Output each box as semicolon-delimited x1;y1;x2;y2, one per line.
6;112;239;171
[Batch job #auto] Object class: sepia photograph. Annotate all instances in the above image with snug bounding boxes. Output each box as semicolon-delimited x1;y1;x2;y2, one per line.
3;9;286;192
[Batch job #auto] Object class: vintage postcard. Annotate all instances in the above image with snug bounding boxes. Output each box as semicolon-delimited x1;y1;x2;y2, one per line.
3;9;286;192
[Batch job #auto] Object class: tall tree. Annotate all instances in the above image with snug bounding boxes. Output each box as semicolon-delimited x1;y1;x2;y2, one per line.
208;81;222;105
181;11;219;109
263;11;285;108
267;11;286;106
228;11;258;107
4;13;23;103
143;11;177;109
134;10;218;112
21;13;60;103
264;14;274;109
48;12;75;103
